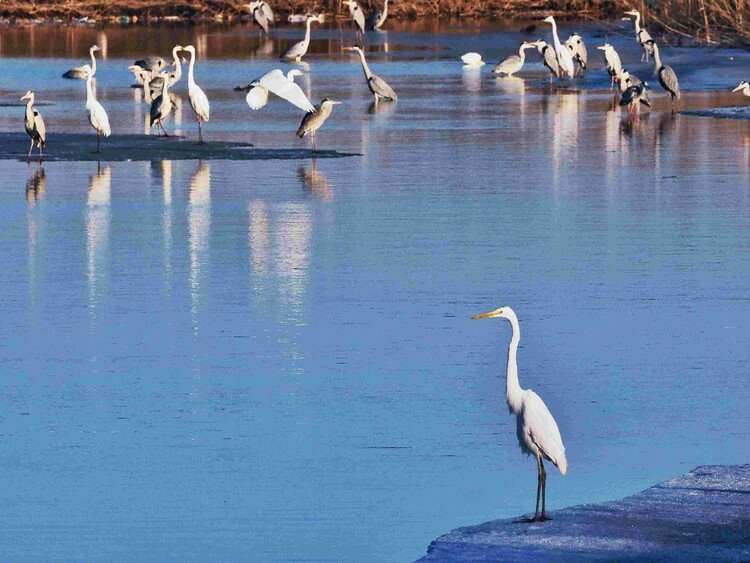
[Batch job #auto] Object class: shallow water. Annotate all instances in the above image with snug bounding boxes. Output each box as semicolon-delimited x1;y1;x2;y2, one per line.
1;21;750;561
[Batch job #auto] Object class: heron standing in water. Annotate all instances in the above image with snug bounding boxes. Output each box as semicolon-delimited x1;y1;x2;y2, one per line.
564;33;587;75
345;0;366;34
280;15;319;61
492;43;533;77
598;43;622;91
620;83;651;117
345;45;397;102
248;1;275;34
471;306;568;522
21;91;46;161
297;99;341;151
649;41;680;110
530;40;560;83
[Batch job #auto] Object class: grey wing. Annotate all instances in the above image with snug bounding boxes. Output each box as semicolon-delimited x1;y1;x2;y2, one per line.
261;2;275;22
34;112;46;144
297;110;317;137
577;40;587;68
628;73;642;87
619;85;638;106
351;5;366;32
149;96;162;125
281;41;304;59
254;9;269;33
543;47;560;75
492;54;521;74
660;65;680;98
369;74;397;99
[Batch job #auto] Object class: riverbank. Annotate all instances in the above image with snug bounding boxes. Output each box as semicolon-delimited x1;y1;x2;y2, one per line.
420;465;750;561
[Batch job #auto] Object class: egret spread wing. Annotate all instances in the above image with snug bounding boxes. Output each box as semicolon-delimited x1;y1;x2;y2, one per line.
246;85;270;110
522;390;567;474
259;70;315;112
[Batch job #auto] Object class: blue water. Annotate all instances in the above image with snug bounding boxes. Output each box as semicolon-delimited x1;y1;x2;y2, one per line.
1;21;750;561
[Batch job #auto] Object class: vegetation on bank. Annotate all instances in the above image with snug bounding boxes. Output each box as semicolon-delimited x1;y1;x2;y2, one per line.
1;0;747;44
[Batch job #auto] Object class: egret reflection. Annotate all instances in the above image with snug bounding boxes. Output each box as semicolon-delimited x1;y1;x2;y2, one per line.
188;161;211;333
86;164;112;324
161;160;174;291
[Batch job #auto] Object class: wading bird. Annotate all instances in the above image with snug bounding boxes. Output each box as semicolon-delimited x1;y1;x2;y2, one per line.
618;68;642;93
620;82;651;117
598;43;622;91
624;10;654;62
564;33;587;75
297;98;341;150
234;69;315;112
182;45;210;144
134;55;168;72
366;0;388;30
471;306;567;522
345;0;366;34
21;91;46;161
542;16;575;79
63;44;100;79
733;81;750;97
248;1;275;34
649;41;680;110
280;15;319;61
531;40;560;83
461;52;485;67
492;42;533;77
150;73;174;136
345;45;397;102
82;64;111;153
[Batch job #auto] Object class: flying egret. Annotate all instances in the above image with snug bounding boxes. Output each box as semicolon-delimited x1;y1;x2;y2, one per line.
564;33;587;75
492;43;533;76
345;0;366;34
733;81;750;97
461;52;485;67
345;45;397;102
150;72;174;136
649;41;680;109
247;1;275;34
297;98;341;151
620;82;651;117
471;306;567;522
530;40;560;83
21;91;46;161
234;69;315;112
63;44;99;79
366;0;388;30
280;15;319;61
182;45;210;144
542;16;575;79
82;64;111;153
597;43;622;91
624;10;654;62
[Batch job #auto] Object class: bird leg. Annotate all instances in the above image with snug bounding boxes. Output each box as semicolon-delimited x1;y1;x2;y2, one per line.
38;143;43;162
27;138;34;160
95;131;101;154
197;116;204;145
160;122;170;137
540;461;548;520
533;455;542;521
311;132;317;152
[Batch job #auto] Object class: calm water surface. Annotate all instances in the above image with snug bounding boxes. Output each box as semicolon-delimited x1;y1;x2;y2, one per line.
1;21;750;561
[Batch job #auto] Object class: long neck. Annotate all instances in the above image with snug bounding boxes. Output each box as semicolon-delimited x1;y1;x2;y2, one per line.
550;20;561;48
381;0;388;19
86;73;95;103
356;50;372;79
518;45;527;62
25;97;34;120
634;13;642;33
303;19;313;48
744;84;750;96
90;47;97;74
505;316;524;414
188;51;196;86
162;76;170;96
172;48;182;80
652;45;662;71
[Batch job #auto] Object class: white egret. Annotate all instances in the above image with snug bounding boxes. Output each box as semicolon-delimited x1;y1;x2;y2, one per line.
471;306;567;522
345;0;366;34
82;64;111;153
182;45;210;144
542;16;575;79
461;52;485;67
234;69;315;113
63;44;100;79
21;91;46;161
280;15;319;61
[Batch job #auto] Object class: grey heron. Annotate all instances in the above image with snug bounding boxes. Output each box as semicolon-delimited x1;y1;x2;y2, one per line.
297;98;341;151
649;41;680;109
597;43;622;91
733;81;750;97
472;306;567;522
134;55;168;72
624;10;654;62
82;64;111;153
542;16;575;78
345;0;366;34
21;91;46;161
564;33;587;75
280;15;319;61
234;69;315;112
366;0;388;30
150;73;174;136
619;82;651;117
530;40;560;83
345;45;397;102
247;1;275;34
63;45;99;79
461;52;485;67
182;45;210;144
618;68;642;93
138;45;184;103
492;42;533;77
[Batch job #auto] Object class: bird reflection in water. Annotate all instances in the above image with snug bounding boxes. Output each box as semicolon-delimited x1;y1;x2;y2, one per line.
86;164;112;325
254;38;274;57
298;159;333;200
26;163;46;203
248;200;271;300
550;92;579;196
367;98;396;116
188;161;211;334
462;66;482;94
495;76;526;118
161;160;174;291
26;164;46;306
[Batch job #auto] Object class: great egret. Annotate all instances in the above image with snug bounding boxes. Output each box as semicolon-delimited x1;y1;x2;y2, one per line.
530;40;560;83
82;64;111;153
733;81;750;97
620;83;651;117
345;0;366;34
182;45;210;144
492;43;532;76
234;69;315;112
564;33;587;75
471;306;567;522
297;98;341;151
150;73;174;136
597;43;622;91
21;91;46;161
542;16;575;79
345;45;397;102
63;44;99;79
461;52;485;67
624;10;654;62
280;15;319;61
649;41;680;109
248;1;275;34
366;0;388;30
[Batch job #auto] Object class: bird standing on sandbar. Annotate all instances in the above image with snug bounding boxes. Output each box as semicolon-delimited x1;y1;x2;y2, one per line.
182;45;211;144
82;64;111;154
21;91;46;161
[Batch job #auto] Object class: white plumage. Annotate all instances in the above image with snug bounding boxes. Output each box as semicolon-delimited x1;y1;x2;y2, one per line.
182;45;210;144
461;52;485;67
239;69;315;113
542;16;575;79
82;64;110;153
